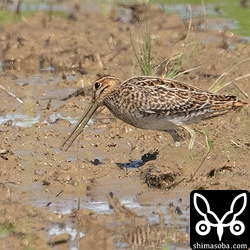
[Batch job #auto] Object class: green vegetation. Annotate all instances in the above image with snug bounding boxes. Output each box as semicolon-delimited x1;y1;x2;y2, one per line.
0;9;68;24
209;58;250;94
164;53;184;78
131;27;153;76
202;128;213;151
1;0;249;37
152;0;250;38
0;222;16;237
0;10;34;24
131;28;187;77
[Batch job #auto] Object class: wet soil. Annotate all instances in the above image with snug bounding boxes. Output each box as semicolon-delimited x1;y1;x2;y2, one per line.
0;2;249;249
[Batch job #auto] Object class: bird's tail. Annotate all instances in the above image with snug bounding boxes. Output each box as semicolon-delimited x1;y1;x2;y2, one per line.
232;99;248;109
203;95;247;120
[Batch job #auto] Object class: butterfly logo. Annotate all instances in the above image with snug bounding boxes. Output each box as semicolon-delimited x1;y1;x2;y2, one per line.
193;193;247;241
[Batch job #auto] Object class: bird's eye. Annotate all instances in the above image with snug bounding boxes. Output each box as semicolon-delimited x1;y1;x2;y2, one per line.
94;82;101;89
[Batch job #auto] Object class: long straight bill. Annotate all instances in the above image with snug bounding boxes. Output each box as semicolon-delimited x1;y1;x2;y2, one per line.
60;102;99;151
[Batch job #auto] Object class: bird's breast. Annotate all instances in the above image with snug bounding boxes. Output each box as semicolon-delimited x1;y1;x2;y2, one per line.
107;106;178;130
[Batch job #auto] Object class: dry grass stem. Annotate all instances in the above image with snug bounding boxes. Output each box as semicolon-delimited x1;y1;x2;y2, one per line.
209;58;250;93
0;84;23;103
173;66;202;79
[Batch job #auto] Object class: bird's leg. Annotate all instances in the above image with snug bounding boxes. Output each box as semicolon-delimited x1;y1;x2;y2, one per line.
166;129;182;147
181;125;196;149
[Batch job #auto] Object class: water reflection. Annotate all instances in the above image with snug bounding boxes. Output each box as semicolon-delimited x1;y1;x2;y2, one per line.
0;113;84;127
0;113;40;127
3;0;250;38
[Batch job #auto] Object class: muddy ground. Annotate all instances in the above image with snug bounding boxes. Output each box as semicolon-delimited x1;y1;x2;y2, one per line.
0;2;249;249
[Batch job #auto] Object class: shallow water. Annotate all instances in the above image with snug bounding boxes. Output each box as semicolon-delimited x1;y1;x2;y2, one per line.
0;113;40;127
152;0;250;38
7;177;188;249
1;1;249;249
40;193;190;249
4;0;250;39
0;113;79;127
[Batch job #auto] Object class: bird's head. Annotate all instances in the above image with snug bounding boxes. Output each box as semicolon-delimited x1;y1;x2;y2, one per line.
60;75;121;151
92;75;121;105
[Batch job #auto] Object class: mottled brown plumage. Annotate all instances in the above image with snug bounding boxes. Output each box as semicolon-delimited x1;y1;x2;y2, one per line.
61;75;247;150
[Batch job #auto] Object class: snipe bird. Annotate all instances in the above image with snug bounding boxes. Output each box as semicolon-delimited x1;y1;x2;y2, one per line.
60;75;247;151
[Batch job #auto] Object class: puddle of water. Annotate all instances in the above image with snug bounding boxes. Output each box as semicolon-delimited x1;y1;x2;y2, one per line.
156;0;250;39
11;178;190;249
117;150;159;169
0;112;93;128
8;0;70;13
0;61;3;71
48;223;85;250
46;113;79;125
0;113;40;127
3;0;250;39
40;66;55;73
160;3;215;18
30;193;189;226
159;3;242;41
38;195;189;249
48;223;85;241
28;196;139;216
15;74;62;86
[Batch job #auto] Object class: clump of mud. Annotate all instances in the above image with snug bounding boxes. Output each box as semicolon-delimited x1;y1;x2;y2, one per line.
0;1;249;249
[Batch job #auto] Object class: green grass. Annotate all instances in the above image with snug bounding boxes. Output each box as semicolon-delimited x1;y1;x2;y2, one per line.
0;10;34;24
202;128;213;151
131;28;186;77
150;0;250;38
0;222;16;237
209;58;250;94
131;26;153;76
164;53;184;78
0;9;68;25
49;10;69;19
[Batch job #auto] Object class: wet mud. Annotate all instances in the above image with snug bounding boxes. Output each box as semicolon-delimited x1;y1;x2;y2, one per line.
0;2;249;249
